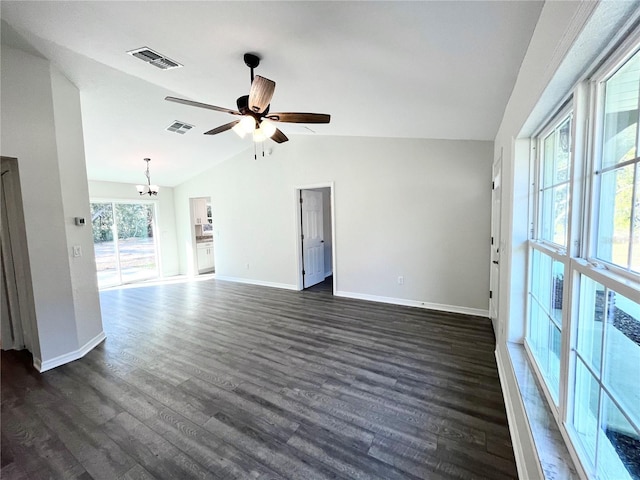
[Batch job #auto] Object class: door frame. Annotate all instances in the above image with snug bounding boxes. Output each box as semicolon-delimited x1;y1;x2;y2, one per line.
489;151;503;337
1;156;37;353
294;182;336;292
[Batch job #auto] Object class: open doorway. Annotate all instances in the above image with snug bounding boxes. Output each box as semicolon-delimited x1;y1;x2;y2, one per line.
295;184;335;292
190;197;214;275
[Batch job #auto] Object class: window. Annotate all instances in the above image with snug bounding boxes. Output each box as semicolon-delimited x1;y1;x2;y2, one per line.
526;109;573;405
525;32;640;480
91;201;159;288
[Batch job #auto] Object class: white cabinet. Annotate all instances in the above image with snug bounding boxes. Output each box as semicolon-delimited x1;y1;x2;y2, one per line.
192;198;208;225
197;242;214;273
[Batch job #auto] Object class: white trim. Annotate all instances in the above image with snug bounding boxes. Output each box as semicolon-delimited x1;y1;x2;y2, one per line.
34;330;106;373
214;276;297;291
495;345;545;480
334;290;489;318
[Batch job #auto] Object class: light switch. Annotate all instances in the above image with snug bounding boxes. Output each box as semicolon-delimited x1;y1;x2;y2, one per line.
72;245;82;257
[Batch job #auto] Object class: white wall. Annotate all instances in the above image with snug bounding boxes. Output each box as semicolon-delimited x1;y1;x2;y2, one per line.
174;135;493;316
0;45;104;370
88;180;180;277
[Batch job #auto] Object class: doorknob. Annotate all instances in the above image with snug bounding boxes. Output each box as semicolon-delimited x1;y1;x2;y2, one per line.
492;260;499;265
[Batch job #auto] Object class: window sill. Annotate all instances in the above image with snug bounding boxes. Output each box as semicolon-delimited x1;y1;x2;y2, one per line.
507;342;580;479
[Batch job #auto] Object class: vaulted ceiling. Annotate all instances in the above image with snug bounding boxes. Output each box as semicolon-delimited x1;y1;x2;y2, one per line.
1;1;543;186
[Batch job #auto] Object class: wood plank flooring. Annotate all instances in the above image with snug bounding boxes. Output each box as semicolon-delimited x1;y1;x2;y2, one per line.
1;277;517;479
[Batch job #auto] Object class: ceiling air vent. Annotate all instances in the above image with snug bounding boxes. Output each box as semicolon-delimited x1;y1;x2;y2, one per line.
166;121;194;134
127;47;182;70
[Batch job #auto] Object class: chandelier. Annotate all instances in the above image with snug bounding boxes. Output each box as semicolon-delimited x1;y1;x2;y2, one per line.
136;158;159;196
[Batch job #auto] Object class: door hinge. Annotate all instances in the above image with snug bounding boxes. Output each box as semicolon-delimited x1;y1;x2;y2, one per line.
491;236;494;245
302;269;306;275
492;181;495;190
301;234;304;240
489;290;493;299
300;197;303;204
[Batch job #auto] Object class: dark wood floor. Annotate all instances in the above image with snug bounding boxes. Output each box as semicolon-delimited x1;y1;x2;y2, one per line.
1;277;517;480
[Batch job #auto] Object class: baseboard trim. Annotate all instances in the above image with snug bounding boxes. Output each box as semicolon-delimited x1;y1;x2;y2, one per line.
34;331;107;373
495;344;544;480
333;290;489;318
214;276;298;291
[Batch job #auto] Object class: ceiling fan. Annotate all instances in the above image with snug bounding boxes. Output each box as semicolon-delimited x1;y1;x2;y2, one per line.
165;53;330;144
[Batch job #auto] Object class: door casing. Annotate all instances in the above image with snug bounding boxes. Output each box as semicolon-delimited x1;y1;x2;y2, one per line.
294;183;336;292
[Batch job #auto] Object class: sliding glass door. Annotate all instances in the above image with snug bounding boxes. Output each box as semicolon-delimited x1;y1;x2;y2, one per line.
91;201;159;288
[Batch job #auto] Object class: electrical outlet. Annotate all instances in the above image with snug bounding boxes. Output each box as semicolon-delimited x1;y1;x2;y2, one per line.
397;276;404;285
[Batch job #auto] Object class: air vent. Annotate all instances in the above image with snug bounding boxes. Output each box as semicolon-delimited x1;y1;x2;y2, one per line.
127;47;182;70
166;121;194;134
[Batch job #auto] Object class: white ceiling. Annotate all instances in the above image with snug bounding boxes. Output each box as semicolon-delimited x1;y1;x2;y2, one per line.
1;1;543;187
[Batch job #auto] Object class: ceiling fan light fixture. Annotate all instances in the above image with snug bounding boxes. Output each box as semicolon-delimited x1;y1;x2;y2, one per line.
253;127;267;143
260;119;277;138
232;122;247;138
240;116;256;134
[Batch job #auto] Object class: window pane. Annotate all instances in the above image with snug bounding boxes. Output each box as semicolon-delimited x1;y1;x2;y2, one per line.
555;118;571;183
576;276;605;372
603;291;640;428
540;184;569;246
597;164;634;268
548;324;561;399
539;115;571;247
633;167;640;273
598;393;640;480
91;202;119;288
114;203;159;285
571;358;600;465
528;249;564;401
602;51;640;170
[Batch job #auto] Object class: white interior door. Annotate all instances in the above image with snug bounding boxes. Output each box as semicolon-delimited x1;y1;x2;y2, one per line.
490;157;502;334
301;190;325;288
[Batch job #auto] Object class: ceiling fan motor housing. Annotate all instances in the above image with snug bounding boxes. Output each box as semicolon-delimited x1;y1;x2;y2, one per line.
236;94;269;117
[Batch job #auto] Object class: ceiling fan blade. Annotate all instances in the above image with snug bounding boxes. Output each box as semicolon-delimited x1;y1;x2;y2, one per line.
165;96;240;116
271;128;289;144
266;112;330;124
203;120;240;135
249;76;276;114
